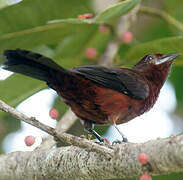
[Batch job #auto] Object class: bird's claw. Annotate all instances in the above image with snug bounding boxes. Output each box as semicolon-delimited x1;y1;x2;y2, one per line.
112;140;122;145
112;137;128;145
122;137;128;142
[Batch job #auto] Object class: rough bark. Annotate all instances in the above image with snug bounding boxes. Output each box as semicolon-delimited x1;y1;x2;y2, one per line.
0;134;183;180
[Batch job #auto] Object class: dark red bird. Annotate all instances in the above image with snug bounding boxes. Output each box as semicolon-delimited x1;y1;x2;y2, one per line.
0;49;179;142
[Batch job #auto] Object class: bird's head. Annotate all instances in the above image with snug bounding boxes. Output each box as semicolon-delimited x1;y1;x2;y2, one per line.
133;53;180;86
133;53;179;70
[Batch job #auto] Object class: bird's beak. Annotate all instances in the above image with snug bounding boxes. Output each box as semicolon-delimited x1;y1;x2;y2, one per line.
155;53;180;65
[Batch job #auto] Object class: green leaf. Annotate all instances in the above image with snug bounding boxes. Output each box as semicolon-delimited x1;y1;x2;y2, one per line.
0;0;93;53
0;113;21;153
53;24;98;60
0;22;99;53
0;0;7;9
127;36;183;65
48;18;95;25
95;0;140;23
82;28;112;62
169;66;183;112
0;74;46;106
0;0;92;34
54;25;112;67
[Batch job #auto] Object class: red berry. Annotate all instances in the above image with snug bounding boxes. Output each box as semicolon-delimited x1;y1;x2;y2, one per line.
49;108;59;119
121;31;133;43
24;136;35;146
98;25;110;33
140;174;152;180
104;138;110;145
138;153;149;164
78;13;93;19
85;48;97;59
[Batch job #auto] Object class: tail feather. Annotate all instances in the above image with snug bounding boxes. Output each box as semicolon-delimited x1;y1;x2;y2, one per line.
1;49;66;81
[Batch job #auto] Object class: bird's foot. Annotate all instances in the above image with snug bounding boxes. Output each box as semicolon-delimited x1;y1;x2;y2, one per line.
112;123;128;144
122;136;128;142
112;137;128;145
112;140;122;145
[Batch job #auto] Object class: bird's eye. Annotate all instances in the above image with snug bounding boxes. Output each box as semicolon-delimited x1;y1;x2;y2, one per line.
147;55;153;60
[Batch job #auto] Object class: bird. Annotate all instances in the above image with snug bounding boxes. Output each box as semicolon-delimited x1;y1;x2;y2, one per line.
0;49;179;143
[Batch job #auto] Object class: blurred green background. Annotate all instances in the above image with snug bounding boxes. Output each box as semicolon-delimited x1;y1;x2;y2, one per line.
0;0;183;179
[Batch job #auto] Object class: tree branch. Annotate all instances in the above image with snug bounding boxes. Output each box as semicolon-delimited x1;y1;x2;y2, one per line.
1;99;183;179
0;99;113;158
36;108;77;150
0;134;183;180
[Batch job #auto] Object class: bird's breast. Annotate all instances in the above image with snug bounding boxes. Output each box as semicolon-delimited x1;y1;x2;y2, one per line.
94;87;145;124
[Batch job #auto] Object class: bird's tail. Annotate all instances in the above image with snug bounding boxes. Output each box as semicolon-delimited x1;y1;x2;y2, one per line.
0;49;67;82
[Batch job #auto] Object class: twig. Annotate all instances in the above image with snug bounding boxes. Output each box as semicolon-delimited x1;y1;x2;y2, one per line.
37;108;77;150
139;5;183;31
99;39;119;66
0;100;56;135
0;99;113;157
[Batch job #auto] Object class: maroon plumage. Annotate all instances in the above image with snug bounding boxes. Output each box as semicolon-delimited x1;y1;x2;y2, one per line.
1;49;179;142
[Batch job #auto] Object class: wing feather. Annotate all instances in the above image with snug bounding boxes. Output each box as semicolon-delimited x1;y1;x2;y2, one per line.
71;65;149;99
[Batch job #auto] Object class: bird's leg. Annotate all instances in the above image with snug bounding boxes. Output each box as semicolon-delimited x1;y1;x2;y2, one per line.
81;120;105;142
108;116;128;144
112;123;128;144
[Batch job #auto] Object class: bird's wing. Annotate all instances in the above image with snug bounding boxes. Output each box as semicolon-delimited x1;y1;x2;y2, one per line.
71;65;149;99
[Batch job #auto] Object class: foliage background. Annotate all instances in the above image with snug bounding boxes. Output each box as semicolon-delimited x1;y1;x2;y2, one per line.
0;0;183;179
